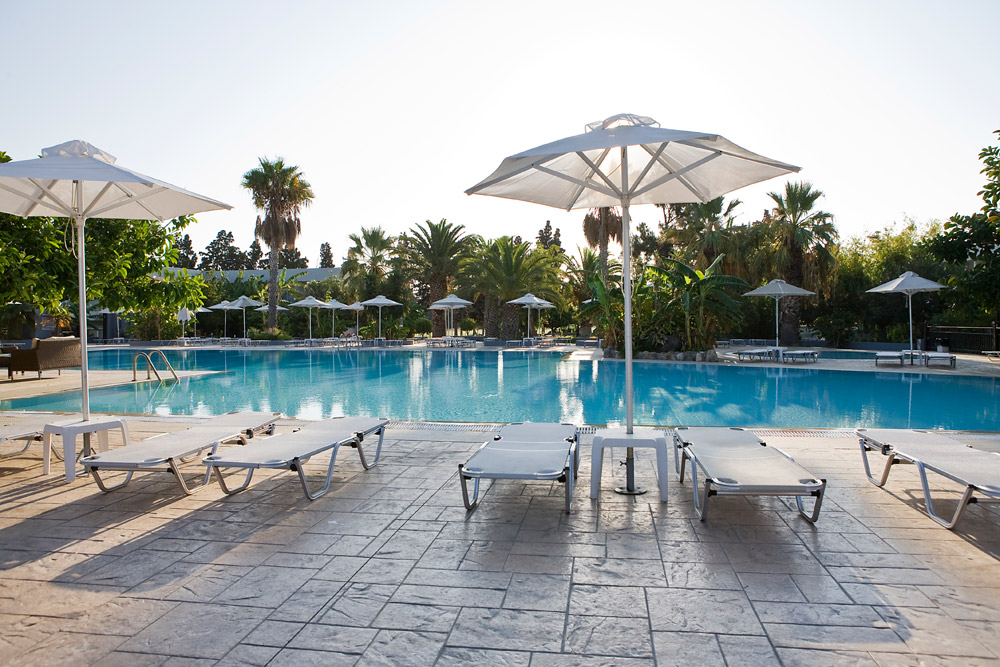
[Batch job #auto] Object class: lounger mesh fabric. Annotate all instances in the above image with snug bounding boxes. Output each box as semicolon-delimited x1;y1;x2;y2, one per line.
80;411;279;494
459;422;578;512
0;420;48;460
674;426;825;522
203;416;388;500
858;428;1000;528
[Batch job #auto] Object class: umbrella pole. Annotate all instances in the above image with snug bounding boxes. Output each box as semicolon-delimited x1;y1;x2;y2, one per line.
74;210;91;423
907;293;914;353
617;196;646;496
775;297;780;347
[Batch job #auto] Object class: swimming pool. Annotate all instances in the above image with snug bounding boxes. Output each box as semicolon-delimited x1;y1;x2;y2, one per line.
2;348;997;430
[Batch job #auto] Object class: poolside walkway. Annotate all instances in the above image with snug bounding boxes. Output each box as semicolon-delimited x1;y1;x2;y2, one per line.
1;415;999;664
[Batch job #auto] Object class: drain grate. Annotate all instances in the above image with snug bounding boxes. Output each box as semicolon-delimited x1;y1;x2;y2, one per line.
386;421;501;433
750;429;856;438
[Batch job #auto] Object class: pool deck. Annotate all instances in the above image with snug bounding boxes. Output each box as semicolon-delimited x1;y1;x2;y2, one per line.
1;414;1000;664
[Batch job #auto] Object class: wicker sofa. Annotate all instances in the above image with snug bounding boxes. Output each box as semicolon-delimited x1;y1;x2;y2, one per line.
2;337;81;379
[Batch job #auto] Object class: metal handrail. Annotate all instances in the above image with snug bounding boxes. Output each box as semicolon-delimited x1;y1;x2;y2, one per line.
132;350;179;382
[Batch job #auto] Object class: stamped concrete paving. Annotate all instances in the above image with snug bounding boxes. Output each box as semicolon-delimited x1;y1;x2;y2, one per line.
1;415;1000;665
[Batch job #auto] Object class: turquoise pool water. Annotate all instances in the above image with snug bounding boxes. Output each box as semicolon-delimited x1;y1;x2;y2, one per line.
2;348;996;430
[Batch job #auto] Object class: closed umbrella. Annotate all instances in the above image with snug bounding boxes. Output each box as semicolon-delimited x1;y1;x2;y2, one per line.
467;113;798;494
361;295;402;339
177;307;193;338
288;296;328;340
867;271;946;353
322;299;348;338
0;140;230;421
743;280;815;347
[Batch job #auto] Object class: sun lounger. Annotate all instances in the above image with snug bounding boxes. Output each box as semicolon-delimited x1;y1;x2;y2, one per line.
736;348;770;361
857;428;1000;529
80;411;280;494
0;419;49;460
783;349;819;363
984;351;1000;362
874;351;903;366
458;422;579;512
924;351;956;368
203;416;388;500
673;426;826;522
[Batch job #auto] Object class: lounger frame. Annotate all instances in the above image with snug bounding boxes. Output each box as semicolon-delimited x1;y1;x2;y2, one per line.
858;431;1000;529
204;418;387;500
0;427;43;460
459;423;579;513
82;414;279;494
673;427;826;523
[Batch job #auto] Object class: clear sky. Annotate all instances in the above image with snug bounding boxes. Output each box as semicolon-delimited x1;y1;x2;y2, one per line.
5;0;997;266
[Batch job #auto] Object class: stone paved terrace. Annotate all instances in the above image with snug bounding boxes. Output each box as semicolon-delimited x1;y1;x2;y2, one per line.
1;415;1000;665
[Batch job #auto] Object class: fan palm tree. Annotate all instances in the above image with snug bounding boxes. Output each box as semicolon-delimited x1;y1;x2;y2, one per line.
241;158;314;330
766;181;837;343
462;237;563;340
340;226;395;299
402;219;472;337
666;197;742;272
582;207;622;281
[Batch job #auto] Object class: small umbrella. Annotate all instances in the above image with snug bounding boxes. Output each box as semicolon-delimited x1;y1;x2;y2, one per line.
431;294;473;336
508;293;551;338
210;300;232;338
867;271;946;352
226;295;263;339
342;301;365;336
361;295;402;339
0;140;230;421
743;280;815;347
322;299;348;338
177;307;193;338
289;296;329;340
526;299;555;337
467;113;798;495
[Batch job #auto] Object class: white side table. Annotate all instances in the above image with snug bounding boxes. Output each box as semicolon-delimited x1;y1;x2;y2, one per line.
590;429;669;501
43;416;130;482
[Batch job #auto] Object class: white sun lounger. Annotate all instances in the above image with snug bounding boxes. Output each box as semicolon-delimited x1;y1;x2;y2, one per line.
203;416;388;500
459;422;579;513
673;427;826;522
80;411;281;494
0;419;50;460
857;428;1000;529
923;351;956;368
874;351;903;366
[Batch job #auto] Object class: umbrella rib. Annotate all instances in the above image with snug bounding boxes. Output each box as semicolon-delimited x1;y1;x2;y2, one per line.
464;154;561;194
88;184;169;220
10;179;76;218
631;152;721;200
565;148;611;210
639;145;707;202
574;151;624;198
81;183;115;218
531;165;619;205
675;140;799;171
626;143;667;197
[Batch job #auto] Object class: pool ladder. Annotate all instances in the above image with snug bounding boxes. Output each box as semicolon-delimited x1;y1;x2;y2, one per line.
133;350;179;383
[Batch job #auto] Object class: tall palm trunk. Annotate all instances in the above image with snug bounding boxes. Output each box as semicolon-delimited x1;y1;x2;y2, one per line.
599;236;609;283
484;297;500;338
500;303;520;340
268;250;280;330
780;245;804;344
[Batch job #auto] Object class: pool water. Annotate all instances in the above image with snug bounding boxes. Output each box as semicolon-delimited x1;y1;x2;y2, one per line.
2;348;997;430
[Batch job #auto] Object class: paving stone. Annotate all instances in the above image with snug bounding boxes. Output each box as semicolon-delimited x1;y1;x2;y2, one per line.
738;572;807;602
569;584;647;617
664;561;741;590
717;634;781;665
646;588;763;635
371;602;459;632
390;584;505;608
435;647;530;666
216;644;281;666
917;585;1000;621
763;623;908;652
287;623;378;653
752;601;887;627
448;608;565;651
651;631;725;666
320;583;395;627
503;573;570;611
775;647;878;666
574;557;667;587
356;629;446;666
269;579;347;622
212;564;317;608
120;602;269;659
350;557;415;585
12;631;127;665
528;654;654;667
874;605;997;657
242;619;304;647
565;614;653;657
268;646;359;666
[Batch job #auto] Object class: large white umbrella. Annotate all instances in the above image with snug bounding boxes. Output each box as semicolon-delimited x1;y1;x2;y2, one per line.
744;280;815;347
508;293;551;339
289;296;328;340
467;113;798;493
226;295;263;339
210;300;233;338
867;271;946;352
0;140;230;420
361;295;402;339
322;298;348;338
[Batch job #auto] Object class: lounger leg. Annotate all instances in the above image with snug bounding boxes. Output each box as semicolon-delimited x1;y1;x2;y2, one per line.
293;444;342;500
794;479;826;523
860;440;895;487
697;479;713;522
88;468;135;492
211;465;256;495
459;464;482;511
563;464;573;513
354;427;384;470
0;435;36;460
913;461;976;529
168;459;206;495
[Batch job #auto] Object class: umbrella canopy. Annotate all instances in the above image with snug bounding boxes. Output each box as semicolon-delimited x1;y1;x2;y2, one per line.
289;296;329;340
744;280;815;347
361;296;402;339
223;295;262;340
468;113;797;493
255;304;289;312
177;307;193;338
508;293;553;338
431;294;473;336
0;140;230;419
867;271;946;351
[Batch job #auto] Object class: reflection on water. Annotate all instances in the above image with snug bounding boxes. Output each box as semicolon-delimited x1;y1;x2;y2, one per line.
1;348;997;429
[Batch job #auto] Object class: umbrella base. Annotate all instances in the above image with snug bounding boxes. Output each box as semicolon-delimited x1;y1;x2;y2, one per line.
614;485;648;495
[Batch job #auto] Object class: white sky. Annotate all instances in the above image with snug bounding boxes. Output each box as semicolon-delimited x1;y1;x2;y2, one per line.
5;0;997;266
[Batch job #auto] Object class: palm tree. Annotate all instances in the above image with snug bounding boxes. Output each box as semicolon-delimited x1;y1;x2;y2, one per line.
582;207;622;281
765;181;838;343
402;219;472;337
651;256;749;350
339;227;395;299
666;197;742;272
462;237;562;340
241;158;314;330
